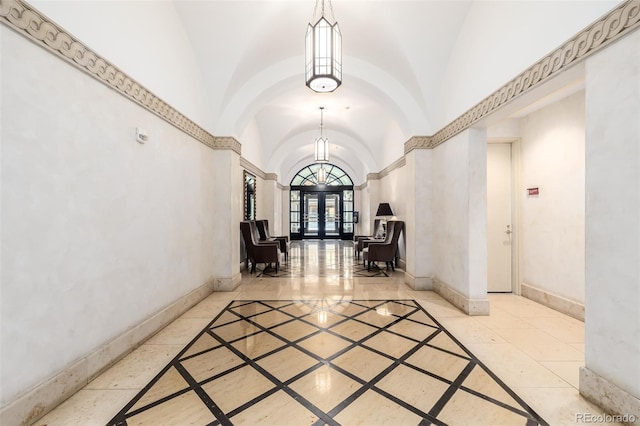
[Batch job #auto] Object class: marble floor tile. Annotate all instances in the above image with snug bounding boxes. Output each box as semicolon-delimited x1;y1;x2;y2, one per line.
491;327;584;362
86;344;184;390
540;361;584;388
144;317;214;345
32;389;138;426
34;241;601;426
464;342;571;389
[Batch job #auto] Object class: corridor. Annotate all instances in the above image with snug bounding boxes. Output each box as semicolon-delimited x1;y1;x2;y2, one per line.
33;242;611;426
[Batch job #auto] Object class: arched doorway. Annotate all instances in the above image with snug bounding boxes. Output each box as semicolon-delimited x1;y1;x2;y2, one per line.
289;164;354;240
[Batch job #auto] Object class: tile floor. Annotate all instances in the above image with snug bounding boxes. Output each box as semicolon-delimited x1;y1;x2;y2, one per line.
33;241;618;426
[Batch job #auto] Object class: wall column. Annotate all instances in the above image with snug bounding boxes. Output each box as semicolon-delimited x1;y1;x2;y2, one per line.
261;174;282;235
363;175;381;236
211;140;243;291
581;30;640;421
430;129;489;314
404;147;434;290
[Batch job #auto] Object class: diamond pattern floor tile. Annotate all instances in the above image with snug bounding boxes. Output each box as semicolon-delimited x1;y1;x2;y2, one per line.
107;300;549;425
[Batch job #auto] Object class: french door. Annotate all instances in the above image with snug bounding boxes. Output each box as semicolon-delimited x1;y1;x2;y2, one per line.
303;192;341;239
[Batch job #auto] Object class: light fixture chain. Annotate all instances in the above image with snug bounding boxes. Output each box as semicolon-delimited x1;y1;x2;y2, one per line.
311;0;320;21
327;0;336;22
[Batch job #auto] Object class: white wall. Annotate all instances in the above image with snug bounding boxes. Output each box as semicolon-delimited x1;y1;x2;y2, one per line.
432;129;487;299
280;186;290;238
1;27;216;405
438;0;619;130
584;29;640;400
30;0;212;131
520;91;586;303
239;118;264;171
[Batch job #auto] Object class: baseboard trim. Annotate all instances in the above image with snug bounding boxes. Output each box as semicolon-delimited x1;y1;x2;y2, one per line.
397;258;407;272
213;273;242;291
404;272;433;290
521;282;584;321
0;278;215;426
579;367;640;425
433;279;490;316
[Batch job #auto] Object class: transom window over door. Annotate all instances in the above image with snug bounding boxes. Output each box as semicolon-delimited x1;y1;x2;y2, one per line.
290;164;354;240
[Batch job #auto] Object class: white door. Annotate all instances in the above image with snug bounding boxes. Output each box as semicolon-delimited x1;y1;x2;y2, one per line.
487;143;512;292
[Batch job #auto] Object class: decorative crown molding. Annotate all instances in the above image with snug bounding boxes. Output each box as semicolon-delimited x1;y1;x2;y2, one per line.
404;136;434;154
366;172;381;181
240;157;267;179
264;173;278;181
0;0;229;153
404;0;640;154
212;137;241;155
378;156;406;179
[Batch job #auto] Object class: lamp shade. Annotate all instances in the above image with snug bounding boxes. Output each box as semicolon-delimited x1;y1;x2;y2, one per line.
375;203;394;217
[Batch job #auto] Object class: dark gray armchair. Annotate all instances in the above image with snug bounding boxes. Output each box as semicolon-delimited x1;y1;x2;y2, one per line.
353;219;382;259
255;219;290;261
240;221;281;273
362;220;404;272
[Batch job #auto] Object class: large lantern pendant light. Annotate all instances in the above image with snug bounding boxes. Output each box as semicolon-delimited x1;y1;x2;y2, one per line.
314;107;329;163
305;0;342;93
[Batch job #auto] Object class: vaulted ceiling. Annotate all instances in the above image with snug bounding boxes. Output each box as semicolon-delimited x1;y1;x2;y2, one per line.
170;0;475;183
30;0;621;184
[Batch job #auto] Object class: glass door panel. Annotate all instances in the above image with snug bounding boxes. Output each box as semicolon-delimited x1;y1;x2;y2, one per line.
324;193;340;237
303;193;319;237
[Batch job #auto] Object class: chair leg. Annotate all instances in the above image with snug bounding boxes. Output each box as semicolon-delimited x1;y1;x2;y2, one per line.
367;261;371;271
391;260;395;271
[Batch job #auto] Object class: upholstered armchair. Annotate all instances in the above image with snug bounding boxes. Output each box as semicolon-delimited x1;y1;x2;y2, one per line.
362;220;404;272
240;221;281;273
353;219;382;259
255;219;290;261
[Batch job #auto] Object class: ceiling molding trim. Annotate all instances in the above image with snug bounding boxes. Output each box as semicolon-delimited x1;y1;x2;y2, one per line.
378;156;406;179
355;182;368;190
366;173;381;181
240;157;267;179
212;137;242;155
0;0;224;152
404;136;434;154
404;0;640;154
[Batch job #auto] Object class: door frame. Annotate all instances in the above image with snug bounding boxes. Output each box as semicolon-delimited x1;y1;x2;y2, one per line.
290;185;354;240
487;137;522;295
302;191;342;239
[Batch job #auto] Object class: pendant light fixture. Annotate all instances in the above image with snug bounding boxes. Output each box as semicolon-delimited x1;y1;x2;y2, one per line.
317;164;328;184
305;0;342;93
314;107;329;163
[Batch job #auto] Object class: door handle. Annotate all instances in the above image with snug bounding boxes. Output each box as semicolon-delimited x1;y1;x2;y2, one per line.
505;225;512;235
